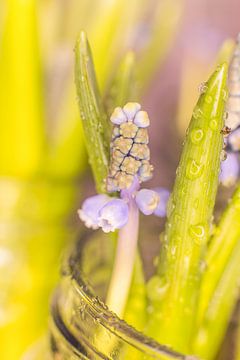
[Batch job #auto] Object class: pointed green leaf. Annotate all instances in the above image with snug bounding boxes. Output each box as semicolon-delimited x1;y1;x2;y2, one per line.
146;64;228;353
75;31;110;193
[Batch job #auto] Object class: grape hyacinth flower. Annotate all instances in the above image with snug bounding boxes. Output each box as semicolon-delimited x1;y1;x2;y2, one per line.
220;152;240;187
79;103;169;233
78;103;169;317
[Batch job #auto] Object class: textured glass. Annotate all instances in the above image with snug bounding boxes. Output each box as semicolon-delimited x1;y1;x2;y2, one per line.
43;232;197;360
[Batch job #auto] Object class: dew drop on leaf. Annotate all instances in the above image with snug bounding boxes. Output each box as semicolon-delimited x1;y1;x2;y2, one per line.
209;118;218;130
205;95;213;104
190;128;204;144
186;159;204;180
147;275;169;302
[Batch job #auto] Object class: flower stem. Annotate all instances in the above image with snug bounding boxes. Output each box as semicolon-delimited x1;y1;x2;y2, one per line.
106;197;139;318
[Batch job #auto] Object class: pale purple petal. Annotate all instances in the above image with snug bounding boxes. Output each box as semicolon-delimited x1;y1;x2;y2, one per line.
134;111;150;128
135;189;159;215
228;128;240;151
219;152;240;187
123;102;141;120
98;199;129;232
78;194;110;229
153;187;170;217
110;107;127;125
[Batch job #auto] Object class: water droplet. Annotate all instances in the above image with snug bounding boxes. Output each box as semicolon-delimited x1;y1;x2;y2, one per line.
181;185;187;196
198;82;208;94
200;260;207;273
190;128;204;144
193;107;203;120
171;246;177;256
176;166;181;176
209;118;218;130
81;75;85;82
205;95;213;104
223;111;229;121
147;276;169;302
189;224;205;244
166;194;175;217
222;89;228;101
220;150;227;161
186;159;204;180
173;213;181;224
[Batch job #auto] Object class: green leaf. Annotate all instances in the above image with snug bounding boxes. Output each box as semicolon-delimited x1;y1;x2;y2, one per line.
196;186;240;327
193;237;240;360
192;185;240;359
105;51;137;113
46;80;87;180
75;31;111;193
145;64;228;353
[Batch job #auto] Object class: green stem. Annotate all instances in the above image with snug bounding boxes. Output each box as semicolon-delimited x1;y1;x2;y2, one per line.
146;64;227;353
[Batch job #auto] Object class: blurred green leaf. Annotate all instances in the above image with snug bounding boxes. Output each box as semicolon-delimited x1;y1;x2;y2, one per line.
105;51;137;113
0;0;45;177
193;238;240;360
136;0;184;91
46;80;87;179
75;31;110;193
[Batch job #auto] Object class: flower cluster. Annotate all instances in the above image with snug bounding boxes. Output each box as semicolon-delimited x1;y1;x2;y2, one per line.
78;186;169;233
107;102;153;192
78;103;169;233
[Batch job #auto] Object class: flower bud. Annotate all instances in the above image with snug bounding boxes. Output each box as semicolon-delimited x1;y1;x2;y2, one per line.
98;199;129;232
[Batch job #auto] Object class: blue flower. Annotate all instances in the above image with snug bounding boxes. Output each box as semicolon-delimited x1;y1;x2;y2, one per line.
135;189;160;215
219;152;240;186
153;187;170;217
98;199;129;232
228;127;240;151
78;194;110;229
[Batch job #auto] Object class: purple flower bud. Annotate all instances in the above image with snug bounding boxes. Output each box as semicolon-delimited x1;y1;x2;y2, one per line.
134;111;150;128
228;128;240;151
219;152;240;187
78;194;110;229
123;102;141;120
98;199;129;232
110;107;127;125
135;189;160;215
153;187;170;217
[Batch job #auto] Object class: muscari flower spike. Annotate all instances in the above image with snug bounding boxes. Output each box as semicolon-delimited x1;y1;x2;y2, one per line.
78;102;169;233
